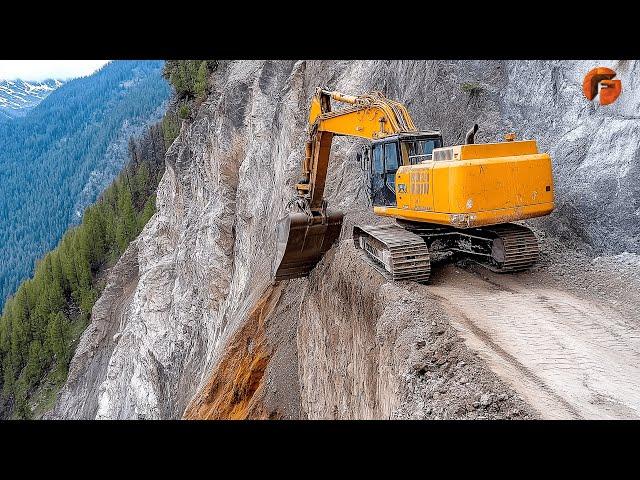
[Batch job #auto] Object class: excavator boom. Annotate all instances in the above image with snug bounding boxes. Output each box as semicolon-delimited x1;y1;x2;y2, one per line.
302;89;416;209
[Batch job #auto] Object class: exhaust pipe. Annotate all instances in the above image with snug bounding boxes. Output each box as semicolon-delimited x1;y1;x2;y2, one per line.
465;123;479;144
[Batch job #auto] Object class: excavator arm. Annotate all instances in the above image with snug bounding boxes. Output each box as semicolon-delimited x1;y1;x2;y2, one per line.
273;88;417;280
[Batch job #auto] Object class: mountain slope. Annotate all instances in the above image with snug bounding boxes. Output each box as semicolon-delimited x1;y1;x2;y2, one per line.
0;79;64;119
49;60;640;420
0;60;170;309
0;121;170;419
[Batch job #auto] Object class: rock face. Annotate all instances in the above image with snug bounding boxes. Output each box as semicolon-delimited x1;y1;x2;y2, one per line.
47;240;140;418
50;60;640;419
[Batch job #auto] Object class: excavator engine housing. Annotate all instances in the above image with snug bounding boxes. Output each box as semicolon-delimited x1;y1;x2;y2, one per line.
374;139;555;228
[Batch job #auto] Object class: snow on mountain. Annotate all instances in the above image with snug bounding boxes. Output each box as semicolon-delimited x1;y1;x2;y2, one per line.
0;78;64;119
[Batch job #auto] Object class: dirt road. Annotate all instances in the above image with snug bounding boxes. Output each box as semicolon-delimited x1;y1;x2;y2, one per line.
422;261;640;419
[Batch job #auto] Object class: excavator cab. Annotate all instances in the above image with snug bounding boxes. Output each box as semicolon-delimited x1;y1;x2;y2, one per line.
369;133;443;207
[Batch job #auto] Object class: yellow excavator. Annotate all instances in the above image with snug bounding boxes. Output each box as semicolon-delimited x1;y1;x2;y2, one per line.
273;88;554;282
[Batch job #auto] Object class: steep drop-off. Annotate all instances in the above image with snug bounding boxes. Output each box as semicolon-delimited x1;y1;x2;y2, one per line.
50;60;640;419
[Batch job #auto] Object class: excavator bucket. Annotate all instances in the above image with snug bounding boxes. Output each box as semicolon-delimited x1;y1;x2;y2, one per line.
272;211;344;281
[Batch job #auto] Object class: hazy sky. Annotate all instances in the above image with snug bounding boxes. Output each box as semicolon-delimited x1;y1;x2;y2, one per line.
0;60;111;81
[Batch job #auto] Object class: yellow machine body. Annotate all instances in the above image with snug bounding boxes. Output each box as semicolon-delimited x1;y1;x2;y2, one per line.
273;87;556;281
374;140;554;228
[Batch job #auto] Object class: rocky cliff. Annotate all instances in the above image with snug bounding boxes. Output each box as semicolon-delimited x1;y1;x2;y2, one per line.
49;60;640;420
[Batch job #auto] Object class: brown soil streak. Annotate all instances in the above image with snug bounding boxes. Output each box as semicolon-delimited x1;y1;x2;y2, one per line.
183;284;283;419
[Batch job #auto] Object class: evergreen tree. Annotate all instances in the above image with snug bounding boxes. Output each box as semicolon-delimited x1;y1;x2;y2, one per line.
195;61;208;98
24;340;44;385
163;60;215;99
116;185;137;253
45;312;68;381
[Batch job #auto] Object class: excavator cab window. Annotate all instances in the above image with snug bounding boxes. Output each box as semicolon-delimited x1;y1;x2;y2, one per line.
371;142;399;175
385;142;399;171
384;142;399;190
401;138;441;164
372;143;384;174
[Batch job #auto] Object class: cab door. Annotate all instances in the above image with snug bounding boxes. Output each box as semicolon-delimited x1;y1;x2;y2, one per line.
370;142;399;207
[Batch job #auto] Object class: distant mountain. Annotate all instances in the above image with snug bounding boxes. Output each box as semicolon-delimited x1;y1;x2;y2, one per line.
0;60;171;308
0;79;65;119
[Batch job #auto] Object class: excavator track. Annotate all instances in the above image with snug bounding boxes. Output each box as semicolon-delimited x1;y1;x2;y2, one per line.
484;223;539;272
398;220;539;273
353;224;431;282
